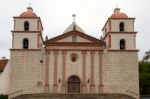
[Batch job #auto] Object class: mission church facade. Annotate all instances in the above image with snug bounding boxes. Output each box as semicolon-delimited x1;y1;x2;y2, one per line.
8;6;139;99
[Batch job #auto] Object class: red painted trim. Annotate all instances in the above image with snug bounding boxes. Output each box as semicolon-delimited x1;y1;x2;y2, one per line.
45;51;50;91
37;20;40;30
109;21;111;31
10;49;40;51
37;34;40;48
54;51;58;85
134;34;136;48
82;51;87;84
14;19;16;30
108;49;139;52
11;31;41;33
103;32;137;40
62;51;67;84
13;17;44;30
44;31;104;44
46;49;103;52
99;52;104;94
13;16;40;19
12;34;14;48
109;18;135;20
108;35;111;48
109;31;137;34
12;31;44;44
45;43;104;46
90;51;95;85
102;18;135;31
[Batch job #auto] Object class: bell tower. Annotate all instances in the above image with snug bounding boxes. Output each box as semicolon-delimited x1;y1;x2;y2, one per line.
12;6;43;49
102;8;136;50
102;8;139;99
9;7;45;98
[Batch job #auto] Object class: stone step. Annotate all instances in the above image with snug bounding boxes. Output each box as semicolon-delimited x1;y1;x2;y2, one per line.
11;93;135;99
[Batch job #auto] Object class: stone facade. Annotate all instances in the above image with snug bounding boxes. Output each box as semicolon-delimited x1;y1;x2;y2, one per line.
8;7;139;99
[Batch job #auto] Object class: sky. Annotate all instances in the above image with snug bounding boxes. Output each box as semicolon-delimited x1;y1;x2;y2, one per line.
0;0;150;60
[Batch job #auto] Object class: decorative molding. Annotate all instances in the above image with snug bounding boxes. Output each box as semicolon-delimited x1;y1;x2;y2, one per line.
109;21;111;31
11;31;41;33
103;31;137;40
91;51;95;83
82;51;87;93
10;49;40;51
102;18;135;31
54;51;58;84
99;52;104;94
46;46;103;51
12;34;14;48
62;51;67;84
44;51;50;92
45;42;104;47
44;31;105;44
108;35;111;48
108;49;139;52
13;16;40;19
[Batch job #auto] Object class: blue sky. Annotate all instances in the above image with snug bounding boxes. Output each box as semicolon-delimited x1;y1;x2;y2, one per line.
0;0;150;60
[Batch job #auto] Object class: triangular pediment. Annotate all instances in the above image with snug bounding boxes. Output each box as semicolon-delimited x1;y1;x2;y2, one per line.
44;31;105;46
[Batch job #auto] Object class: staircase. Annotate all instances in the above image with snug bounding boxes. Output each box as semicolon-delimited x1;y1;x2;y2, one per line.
11;93;135;99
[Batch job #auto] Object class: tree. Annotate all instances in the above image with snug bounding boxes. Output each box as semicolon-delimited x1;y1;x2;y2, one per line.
0;94;8;99
143;49;150;62
139;50;150;95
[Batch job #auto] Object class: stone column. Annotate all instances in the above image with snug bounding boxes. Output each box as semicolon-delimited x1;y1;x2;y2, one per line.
44;51;50;93
53;51;58;93
99;52;104;94
82;51;87;93
90;51;95;93
61;51;67;93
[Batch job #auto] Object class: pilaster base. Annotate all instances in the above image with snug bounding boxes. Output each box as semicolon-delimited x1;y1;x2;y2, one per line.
90;84;95;93
53;84;58;93
82;84;87;93
99;84;104;94
44;84;49;93
61;84;67;93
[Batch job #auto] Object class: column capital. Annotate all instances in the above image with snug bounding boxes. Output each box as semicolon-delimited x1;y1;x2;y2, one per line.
45;50;50;54
54;51;58;55
62;51;67;54
98;51;103;54
82;51;87;54
90;51;95;55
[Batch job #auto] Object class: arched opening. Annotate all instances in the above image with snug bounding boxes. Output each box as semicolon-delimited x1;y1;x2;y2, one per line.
108;35;111;48
119;22;125;31
24;21;29;31
23;38;29;49
120;39;126;49
68;76;80;93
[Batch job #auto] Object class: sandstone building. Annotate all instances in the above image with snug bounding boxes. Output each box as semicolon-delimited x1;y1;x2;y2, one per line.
3;6;139;99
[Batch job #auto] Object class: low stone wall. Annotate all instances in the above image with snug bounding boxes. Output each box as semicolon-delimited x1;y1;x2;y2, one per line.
11;93;136;99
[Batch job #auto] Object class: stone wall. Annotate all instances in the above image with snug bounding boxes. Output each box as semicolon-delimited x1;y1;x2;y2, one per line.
103;51;139;99
11;93;135;99
9;50;45;98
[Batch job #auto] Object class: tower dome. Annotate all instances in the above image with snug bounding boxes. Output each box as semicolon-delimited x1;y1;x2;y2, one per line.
110;8;128;18
20;7;37;17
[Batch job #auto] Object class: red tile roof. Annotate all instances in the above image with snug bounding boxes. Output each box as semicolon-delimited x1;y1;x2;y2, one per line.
110;8;128;19
20;7;37;17
0;59;9;72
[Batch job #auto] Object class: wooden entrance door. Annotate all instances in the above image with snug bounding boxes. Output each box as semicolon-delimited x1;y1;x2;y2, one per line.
68;76;80;93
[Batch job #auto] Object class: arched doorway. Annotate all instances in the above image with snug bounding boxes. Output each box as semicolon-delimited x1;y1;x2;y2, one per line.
68;76;80;93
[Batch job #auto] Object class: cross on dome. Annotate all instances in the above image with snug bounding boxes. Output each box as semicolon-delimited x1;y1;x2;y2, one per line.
63;14;85;33
29;3;31;7
72;14;76;22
